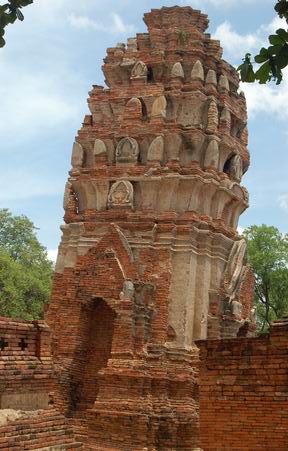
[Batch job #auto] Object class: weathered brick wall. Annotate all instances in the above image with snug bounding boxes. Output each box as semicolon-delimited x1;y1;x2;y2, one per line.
0;317;83;449
47;225;203;449
0;317;54;410
197;319;288;450
0;408;82;450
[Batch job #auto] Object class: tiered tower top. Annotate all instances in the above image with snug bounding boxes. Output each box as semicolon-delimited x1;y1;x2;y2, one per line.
66;5;249;237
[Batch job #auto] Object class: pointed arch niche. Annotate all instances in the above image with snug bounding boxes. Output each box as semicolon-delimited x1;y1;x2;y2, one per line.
77;298;116;411
65;226;137;415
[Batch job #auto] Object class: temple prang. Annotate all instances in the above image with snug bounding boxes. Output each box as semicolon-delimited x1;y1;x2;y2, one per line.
0;6;287;451
46;5;254;448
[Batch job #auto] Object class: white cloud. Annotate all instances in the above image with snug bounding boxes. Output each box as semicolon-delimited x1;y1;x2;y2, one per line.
183;0;287;67
237;226;245;235
260;16;286;34
242;68;288;119
184;0;270;7
279;194;288;211
0;1;134;149
213;21;262;56
211;17;288;120
112;13;135;34
48;249;58;263
19;0;102;27
68;14;105;31
213;17;287;60
68;12;135;34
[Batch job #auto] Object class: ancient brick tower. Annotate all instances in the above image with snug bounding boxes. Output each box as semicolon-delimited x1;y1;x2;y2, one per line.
47;6;255;449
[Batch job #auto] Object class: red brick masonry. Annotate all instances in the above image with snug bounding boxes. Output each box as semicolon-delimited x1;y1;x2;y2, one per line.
0;317;54;407
0;317;83;449
197;318;288;450
0;409;82;450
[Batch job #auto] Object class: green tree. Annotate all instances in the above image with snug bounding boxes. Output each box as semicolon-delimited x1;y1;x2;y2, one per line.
0;0;33;48
238;0;288;84
244;224;288;331
0;208;53;320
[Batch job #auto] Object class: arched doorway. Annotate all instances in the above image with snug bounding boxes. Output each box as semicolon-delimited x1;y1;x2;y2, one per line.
77;298;116;412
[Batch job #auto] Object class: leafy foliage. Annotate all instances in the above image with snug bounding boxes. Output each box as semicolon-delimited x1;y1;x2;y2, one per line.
0;0;33;48
238;0;288;84
244;225;288;330
0;209;53;320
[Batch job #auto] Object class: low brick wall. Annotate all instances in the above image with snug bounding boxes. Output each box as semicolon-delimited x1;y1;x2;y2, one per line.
197;319;288;450
0;318;83;449
0;408;82;450
0;317;54;410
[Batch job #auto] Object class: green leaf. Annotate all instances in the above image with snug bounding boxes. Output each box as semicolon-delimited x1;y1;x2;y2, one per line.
18;0;33;6
255;60;272;84
277;28;288;42
15;7;24;21
270;57;278;79
254;47;270;63
237;53;256;82
255;53;269;63
0;0;33;48
275;66;283;84
269;34;285;45
0;13;12;27
243;224;288;331
0;5;9;14
245;67;256;82
267;44;283;55
275;0;288;18
8;11;17;24
276;43;288;68
0;209;52;320
259;47;270;57
238;64;256;82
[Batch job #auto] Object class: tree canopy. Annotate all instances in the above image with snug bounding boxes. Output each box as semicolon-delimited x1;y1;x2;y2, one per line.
238;0;288;84
0;0;33;48
244;224;288;331
0;209;53;320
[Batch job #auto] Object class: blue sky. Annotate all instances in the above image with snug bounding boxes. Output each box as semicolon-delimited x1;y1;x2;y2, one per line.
1;0;287;261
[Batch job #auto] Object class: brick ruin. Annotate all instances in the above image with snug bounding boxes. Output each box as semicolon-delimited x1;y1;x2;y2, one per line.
0;318;82;450
0;6;287;451
197;317;288;450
